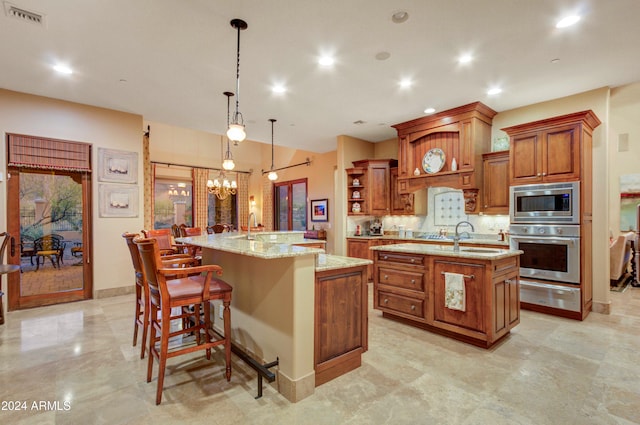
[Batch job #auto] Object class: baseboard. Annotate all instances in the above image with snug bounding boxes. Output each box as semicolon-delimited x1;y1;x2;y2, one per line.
592;301;611;315
95;285;134;299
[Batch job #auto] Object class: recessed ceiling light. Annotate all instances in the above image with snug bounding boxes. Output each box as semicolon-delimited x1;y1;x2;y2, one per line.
424;107;436;114
550;58;560;64
318;56;335;67
272;84;286;94
487;87;502;96
458;54;473;64
399;78;412;88
391;11;409;24
53;64;73;75
375;51;391;61
556;15;581;28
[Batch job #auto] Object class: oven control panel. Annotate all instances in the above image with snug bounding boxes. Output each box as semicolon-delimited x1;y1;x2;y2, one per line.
509;224;580;237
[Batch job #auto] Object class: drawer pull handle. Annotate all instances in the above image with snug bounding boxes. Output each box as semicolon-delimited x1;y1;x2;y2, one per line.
440;272;475;279
410;305;416;311
411;279;416;284
410;258;415;263
383;255;388;260
505;279;514;284
384;275;389;280
384;298;389;304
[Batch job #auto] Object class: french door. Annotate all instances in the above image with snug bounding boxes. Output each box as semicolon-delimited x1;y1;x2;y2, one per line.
274;178;307;231
6;167;92;310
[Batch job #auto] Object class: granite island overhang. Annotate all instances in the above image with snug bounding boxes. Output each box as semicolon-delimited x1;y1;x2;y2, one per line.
178;232;371;402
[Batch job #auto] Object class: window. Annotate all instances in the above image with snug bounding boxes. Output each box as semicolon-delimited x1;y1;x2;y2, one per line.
154;178;193;229
274;178;307;230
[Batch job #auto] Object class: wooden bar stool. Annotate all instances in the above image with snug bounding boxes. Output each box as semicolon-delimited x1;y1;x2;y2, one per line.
135;237;232;405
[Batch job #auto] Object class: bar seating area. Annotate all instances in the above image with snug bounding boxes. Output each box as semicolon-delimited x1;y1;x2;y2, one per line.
121;231;233;405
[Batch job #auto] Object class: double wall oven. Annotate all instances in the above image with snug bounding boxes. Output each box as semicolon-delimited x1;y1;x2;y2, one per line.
509;182;582;312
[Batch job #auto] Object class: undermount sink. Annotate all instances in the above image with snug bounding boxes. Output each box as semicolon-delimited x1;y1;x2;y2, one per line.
460;248;503;254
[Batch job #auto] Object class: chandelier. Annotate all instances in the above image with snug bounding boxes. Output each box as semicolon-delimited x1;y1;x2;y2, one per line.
227;18;248;144
207;170;237;200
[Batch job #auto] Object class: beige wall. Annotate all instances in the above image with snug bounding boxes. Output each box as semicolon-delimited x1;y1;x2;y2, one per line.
609;82;640;233
0;89;144;299
492;87;611;311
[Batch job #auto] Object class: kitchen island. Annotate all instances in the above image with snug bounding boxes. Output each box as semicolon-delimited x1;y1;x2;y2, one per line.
371;243;522;348
177;232;371;402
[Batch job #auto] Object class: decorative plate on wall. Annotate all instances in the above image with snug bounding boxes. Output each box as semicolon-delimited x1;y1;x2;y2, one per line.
422;148;446;174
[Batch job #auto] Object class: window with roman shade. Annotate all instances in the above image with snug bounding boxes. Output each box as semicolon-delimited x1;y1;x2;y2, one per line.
7;133;91;172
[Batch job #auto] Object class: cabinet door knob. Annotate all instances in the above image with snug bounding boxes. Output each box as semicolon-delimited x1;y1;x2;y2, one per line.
505;279;513;284
384;298;389;304
537;173;542;176
410;258;415;263
484;205;488;208
542;172;547;176
410;305;416;311
383;255;388;260
411;279;416;284
384;275;389;280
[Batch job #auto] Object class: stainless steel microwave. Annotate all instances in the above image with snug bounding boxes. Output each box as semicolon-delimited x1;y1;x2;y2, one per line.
509;181;580;224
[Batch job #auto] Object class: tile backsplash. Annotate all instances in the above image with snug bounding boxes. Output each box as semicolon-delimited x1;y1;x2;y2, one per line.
346;187;510;237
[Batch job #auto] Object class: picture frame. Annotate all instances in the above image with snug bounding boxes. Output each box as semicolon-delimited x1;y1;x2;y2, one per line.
98;148;138;184
99;184;139;217
311;198;328;222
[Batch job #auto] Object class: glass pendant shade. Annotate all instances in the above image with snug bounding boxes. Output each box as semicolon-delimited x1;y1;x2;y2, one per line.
227;123;246;142
268;170;278;181
222;158;235;170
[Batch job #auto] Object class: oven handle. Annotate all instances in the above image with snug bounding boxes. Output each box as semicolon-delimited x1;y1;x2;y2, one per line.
510;236;578;246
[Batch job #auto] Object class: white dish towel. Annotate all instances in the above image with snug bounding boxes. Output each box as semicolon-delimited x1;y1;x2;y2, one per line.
444;272;466;312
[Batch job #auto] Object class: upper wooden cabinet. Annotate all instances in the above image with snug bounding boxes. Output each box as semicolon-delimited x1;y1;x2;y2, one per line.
347;159;397;216
482;151;509;215
390;167;414;215
392;102;497;195
502;111;601;185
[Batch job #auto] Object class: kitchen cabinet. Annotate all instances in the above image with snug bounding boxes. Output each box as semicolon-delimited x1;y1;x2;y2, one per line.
346;159;397;216
347;238;374;280
503;110;601;185
482;151;509;214
372;246;521;348
315;264;368;386
390;167;413;215
374;251;427;321
392;102;497;198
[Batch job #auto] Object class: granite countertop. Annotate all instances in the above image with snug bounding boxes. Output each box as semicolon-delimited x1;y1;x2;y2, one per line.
347;234;510;247
370;242;522;260
177;233;324;259
315;254;372;272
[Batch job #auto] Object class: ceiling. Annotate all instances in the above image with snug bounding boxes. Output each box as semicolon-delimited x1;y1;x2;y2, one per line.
1;0;639;153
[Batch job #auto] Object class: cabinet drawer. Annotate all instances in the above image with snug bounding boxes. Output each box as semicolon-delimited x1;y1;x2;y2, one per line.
377;267;424;292
377;291;425;318
377;252;423;266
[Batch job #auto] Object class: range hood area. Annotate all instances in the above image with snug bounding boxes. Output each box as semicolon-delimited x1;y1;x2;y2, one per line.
392;102;497;214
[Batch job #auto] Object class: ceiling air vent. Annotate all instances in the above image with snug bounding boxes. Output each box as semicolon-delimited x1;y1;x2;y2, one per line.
4;2;45;26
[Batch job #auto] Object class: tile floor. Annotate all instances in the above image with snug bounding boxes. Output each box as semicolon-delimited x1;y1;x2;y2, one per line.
0;286;638;425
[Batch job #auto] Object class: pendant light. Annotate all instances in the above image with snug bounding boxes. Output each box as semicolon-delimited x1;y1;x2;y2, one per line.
222;91;235;170
267;118;278;181
227;19;248;143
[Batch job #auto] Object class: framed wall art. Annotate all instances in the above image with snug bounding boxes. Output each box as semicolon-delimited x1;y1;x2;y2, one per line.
98;148;138;184
310;199;328;222
99;184;139;217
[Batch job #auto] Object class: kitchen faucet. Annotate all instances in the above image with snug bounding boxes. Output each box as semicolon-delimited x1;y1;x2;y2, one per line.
453;220;475;252
247;212;257;240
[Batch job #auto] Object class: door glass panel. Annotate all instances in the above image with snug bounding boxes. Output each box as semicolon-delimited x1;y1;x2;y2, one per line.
19;171;84;296
276;186;289;230
291;182;307;230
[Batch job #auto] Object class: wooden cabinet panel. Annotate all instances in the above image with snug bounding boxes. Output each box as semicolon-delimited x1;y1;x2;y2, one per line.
347;239;373;281
433;260;485;333
493;273;519;336
544;124;580;181
511;132;540;182
377;291;425;318
369;163;390;215
377;267;425;292
482;151;509;214
315;265;368;386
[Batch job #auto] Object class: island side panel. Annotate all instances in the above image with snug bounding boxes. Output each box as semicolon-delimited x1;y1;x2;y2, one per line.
202;248;316;402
